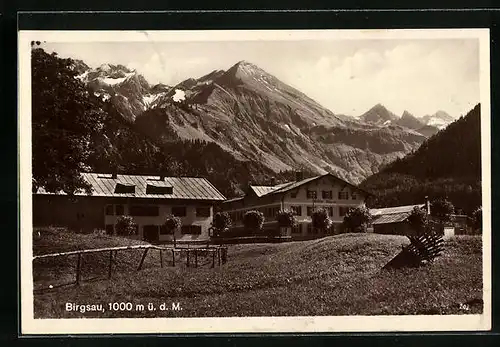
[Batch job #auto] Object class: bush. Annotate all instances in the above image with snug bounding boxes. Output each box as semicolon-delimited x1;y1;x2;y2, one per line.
407;206;428;234
311;208;331;232
274;209;297;236
115;215;137;236
211;212;232;237
164;215;182;234
430;198;454;224
472;206;482;231
276;209;297;228
343;206;372;232
243;210;265;233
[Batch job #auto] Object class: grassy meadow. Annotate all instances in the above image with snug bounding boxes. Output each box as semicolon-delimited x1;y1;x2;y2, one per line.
32;228;483;318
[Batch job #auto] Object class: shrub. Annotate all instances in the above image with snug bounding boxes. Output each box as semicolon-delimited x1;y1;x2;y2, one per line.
275;209;297;236
164;215;182;234
407;206;428;234
343;206;372;232
472;206;482;231
311;208;331;232
430;198;454;224
243;210;265;233
211;212;232;237
115;215;137;236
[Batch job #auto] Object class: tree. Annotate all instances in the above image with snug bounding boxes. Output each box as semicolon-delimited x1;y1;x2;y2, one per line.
472;206;482;231
31;47;106;195
343;206;372;233
211;212;232;237
115;216;137;237
430;198;454;223
407;206;428;235
275;209;297;236
164;215;182;247
243;210;265;234
311;208;331;233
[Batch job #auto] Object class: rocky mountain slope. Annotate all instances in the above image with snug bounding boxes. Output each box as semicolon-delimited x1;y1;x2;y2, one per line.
72;60;431;185
74;63;170;121
129;61;428;184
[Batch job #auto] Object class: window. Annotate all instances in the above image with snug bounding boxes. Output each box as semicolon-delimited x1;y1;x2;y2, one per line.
129;205;159;217
290;205;302;216
105;224;114;235
338;191;349;200
105;205;114;216
307;206;314;216
327;207;334;216
172;206;187;217
351;192;358;200
115;204;124;216
114;183;135;194
146;184;173;195
292;225;301;234
196;207;211;217
322;190;333;199
307;224;313;234
181;225;202;235
339;206;349;217
307;190;317;199
290;190;298;198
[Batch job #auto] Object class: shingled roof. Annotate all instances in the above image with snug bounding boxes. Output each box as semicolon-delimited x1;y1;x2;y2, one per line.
35;173;226;201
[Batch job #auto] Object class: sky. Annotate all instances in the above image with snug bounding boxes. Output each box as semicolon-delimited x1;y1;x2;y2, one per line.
41;38;480;118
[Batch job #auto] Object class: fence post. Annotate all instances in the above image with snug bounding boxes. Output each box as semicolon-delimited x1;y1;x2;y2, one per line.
160;249;163;268
137;248;149;271
218;248;221;266
186;249;190;267
108;250;113;279
195;249;198;268
212;249;215;268
76;253;82;285
172;249;175;267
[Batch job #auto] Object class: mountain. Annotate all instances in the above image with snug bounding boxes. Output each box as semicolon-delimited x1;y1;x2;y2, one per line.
421;110;454;129
395;110;424;129
75;63;171;122
134;61;427;184
360;104;481;213
59;52;430;193
359;104;399;126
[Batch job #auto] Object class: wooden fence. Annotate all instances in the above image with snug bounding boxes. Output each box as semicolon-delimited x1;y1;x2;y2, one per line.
33;244;228;286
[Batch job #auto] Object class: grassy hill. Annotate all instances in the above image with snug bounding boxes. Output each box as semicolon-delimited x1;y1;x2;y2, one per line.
33;229;482;318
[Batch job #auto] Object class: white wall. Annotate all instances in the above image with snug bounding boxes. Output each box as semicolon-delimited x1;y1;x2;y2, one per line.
104;203;213;241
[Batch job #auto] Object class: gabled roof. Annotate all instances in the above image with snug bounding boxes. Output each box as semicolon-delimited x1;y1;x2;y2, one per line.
35;173;226;201
268;173;373;197
370;204;425;216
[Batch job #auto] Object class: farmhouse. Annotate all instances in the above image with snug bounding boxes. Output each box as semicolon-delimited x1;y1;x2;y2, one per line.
222;172;370;239
33;173;226;242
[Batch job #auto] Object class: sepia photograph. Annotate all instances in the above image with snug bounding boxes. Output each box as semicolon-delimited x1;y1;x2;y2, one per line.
19;29;491;333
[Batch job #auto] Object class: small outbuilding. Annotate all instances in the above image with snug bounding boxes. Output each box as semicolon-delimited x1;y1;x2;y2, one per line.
369;203;428;236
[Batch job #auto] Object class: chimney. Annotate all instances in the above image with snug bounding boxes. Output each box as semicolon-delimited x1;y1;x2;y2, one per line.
425;196;430;215
270;176;277;186
159;174;165;181
295;171;304;182
111;172;117;179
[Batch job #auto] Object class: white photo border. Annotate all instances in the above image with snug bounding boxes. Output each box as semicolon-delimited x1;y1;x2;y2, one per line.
19;28;492;334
